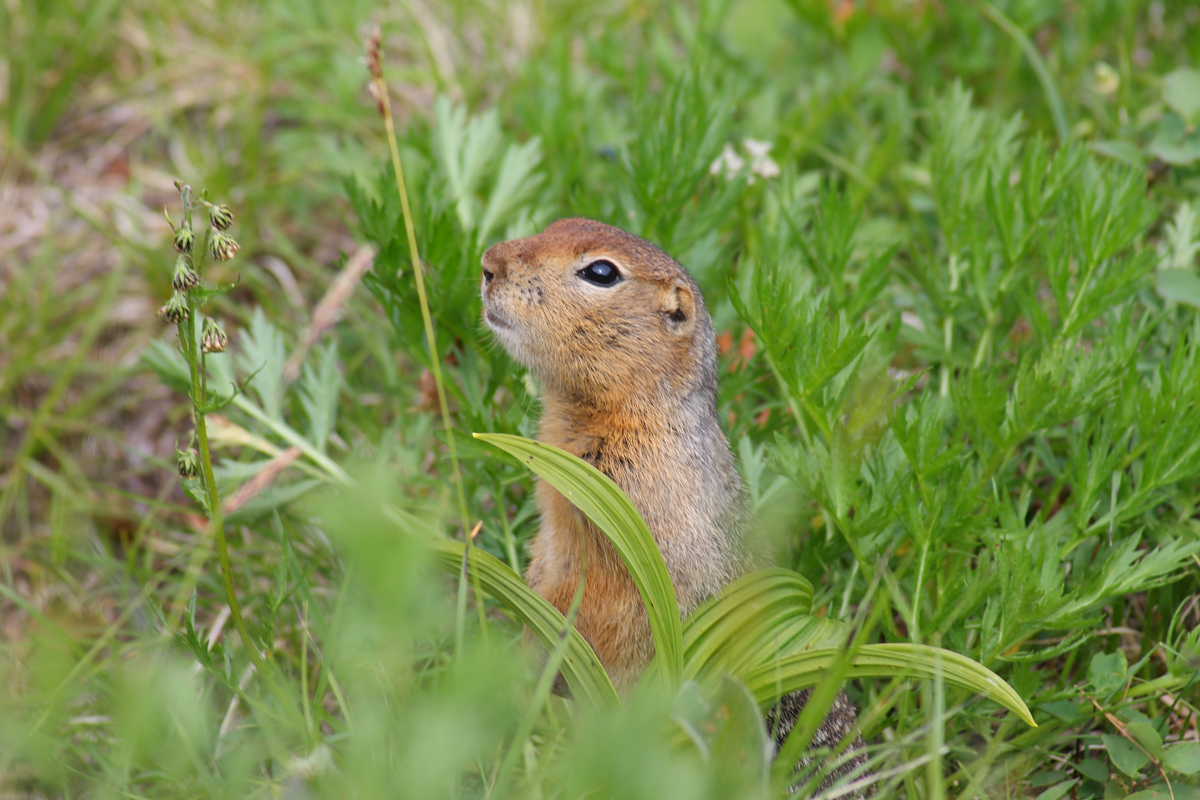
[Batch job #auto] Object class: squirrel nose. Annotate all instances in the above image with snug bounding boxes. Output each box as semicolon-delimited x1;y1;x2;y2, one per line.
482;243;510;284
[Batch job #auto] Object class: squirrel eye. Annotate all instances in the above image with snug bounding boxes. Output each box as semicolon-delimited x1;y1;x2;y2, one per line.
577;259;622;287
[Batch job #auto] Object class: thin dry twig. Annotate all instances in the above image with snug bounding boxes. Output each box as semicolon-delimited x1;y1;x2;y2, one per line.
223;446;304;515
284;243;376;381
1088;695;1176;799
204;605;232;651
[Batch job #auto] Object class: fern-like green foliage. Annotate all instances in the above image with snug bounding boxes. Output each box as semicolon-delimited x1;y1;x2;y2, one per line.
457;433;1036;732
143;312;350;512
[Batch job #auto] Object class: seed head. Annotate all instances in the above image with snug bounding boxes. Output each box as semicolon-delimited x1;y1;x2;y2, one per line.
173;225;195;253
202;318;229;353
160;291;190;323
209;231;240;262
176;447;200;478
172;255;200;291
208;204;234;231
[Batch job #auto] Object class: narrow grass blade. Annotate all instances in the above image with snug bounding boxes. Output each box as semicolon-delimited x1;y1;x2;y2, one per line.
430;539;618;704
490;578;587;793
976;0;1069;143
473;433;684;681
741;643;1037;727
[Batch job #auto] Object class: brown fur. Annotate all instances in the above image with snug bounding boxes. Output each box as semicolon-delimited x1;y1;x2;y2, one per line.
482;219;866;789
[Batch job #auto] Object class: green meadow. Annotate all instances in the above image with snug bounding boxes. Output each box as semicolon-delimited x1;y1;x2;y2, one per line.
2;1;1199;797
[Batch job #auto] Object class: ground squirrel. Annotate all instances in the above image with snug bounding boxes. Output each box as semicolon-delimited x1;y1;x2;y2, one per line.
482;218;864;785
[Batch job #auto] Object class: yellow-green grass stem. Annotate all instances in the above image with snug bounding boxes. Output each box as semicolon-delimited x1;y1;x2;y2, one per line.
370;44;471;540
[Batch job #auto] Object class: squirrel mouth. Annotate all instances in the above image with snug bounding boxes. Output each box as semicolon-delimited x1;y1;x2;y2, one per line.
485;309;512;330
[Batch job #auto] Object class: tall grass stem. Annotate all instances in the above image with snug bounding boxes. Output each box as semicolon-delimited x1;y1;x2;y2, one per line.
368;30;472;539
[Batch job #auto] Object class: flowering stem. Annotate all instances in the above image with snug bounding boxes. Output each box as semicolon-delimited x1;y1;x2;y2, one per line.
175;186;265;672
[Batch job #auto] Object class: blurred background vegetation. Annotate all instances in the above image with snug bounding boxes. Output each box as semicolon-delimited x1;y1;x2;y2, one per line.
2;0;1200;796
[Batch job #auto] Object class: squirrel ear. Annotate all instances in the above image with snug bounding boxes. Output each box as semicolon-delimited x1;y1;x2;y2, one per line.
659;282;696;337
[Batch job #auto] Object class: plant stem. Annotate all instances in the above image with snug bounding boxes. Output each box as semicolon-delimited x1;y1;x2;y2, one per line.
231;395;351;485
369;32;472;538
193;352;264;672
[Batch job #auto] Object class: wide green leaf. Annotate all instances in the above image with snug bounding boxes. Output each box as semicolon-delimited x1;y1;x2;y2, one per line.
1164;67;1200;124
429;538;618;704
474;433;685;680
684;568;842;681
1164;741;1200;776
741;643;1037;727
1157;268;1200;308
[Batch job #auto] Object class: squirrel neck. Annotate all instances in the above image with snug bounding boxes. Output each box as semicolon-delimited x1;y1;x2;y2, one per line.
539;381;715;446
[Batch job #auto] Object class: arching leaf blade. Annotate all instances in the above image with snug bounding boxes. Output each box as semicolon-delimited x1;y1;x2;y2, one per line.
741;643;1036;727
683;568;822;680
430;538;618;704
473;433;685;681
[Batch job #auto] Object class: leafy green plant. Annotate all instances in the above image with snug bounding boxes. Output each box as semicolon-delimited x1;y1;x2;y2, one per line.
457;432;1034;791
145;309;349;497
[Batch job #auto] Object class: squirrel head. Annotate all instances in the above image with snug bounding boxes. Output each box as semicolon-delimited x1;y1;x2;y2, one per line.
481;218;716;406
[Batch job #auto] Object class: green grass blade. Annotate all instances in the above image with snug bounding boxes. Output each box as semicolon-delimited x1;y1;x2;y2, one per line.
429;538;618;704
976;0;1069;143
741;643;1037;727
473;433;684;681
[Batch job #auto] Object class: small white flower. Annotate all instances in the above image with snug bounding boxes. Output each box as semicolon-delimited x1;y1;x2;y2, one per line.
743;138;772;159
710;139;781;182
744;138;781;180
751;156;780;180
709;144;745;179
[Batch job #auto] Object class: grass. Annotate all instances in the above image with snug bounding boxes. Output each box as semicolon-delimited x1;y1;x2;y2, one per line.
2;0;1200;797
